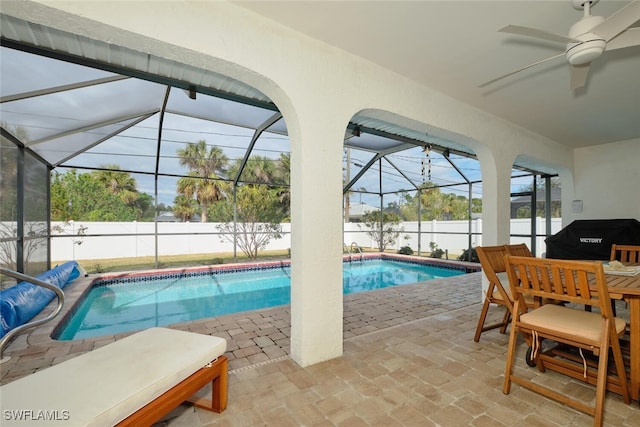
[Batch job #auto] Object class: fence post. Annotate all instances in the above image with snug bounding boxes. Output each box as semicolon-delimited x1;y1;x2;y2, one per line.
475;217;482;247
432;219;438;250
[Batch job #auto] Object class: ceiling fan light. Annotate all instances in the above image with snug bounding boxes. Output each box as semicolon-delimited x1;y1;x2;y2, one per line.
566;39;605;64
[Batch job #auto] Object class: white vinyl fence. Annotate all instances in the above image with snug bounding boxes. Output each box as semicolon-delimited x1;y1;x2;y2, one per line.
51;218;562;261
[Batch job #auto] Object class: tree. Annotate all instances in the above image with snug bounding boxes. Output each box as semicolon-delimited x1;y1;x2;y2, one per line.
226;153;290;221
216;184;283;259
359;210;404;251
515;177;562;218
172;195;198;222
272;153;291;221
207;153;290;223
396;183;482;221
50;169;150;221
138;199;163;222
215;154;289;258
176;140;228;222
206;197;234;223
274;153;290;184
92;165;138;203
231;155;276;184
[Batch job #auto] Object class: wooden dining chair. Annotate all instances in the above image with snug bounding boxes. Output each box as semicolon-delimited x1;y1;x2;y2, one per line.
474;244;537;342
504;243;533;258
608;244;640;315
610;244;640;264
503;256;630;427
474;245;514;342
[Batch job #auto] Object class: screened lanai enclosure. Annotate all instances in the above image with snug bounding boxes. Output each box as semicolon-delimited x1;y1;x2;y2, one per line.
0;19;559;277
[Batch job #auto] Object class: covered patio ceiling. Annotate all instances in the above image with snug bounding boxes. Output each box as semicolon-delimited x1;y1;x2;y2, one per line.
1;13;550;205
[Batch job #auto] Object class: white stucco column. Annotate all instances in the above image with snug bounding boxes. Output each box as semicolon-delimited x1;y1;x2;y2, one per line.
287;108;346;367
475;145;516;297
476;146;515;246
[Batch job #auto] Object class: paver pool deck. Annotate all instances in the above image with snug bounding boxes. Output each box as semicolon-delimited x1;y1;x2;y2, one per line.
1;263;636;426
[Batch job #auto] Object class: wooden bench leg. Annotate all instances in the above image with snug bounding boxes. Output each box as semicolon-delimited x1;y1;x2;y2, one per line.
188;356;228;413
117;355;228;426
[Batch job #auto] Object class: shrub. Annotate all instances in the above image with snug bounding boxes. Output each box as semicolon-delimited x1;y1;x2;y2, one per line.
458;247;479;263
398;246;414;255
359;211;404;251
429;241;444;258
430;248;445;258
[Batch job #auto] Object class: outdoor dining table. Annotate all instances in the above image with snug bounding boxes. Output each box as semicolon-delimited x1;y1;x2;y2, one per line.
601;269;640;402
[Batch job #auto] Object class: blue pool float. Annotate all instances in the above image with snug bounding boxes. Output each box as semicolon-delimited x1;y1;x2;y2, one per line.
0;261;80;338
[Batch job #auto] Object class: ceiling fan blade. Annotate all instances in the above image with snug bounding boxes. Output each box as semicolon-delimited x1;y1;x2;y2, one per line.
570;64;590;90
606;27;640;51
592;0;640;42
479;52;565;88
498;25;579;44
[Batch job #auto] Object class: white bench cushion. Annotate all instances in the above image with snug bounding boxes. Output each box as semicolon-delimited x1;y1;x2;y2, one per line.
0;327;227;426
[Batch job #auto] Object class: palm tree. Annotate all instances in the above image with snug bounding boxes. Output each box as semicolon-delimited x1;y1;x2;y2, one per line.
274;153;290;185
172;195;198;222
228;154;290;220
274;153;290;219
92;165;139;204
228;155;275;184
176;140;228;222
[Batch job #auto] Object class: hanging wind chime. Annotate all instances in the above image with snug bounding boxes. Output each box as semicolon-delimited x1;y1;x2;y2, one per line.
421;144;432;184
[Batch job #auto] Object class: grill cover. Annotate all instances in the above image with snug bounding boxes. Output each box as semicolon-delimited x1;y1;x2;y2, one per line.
545;219;640;260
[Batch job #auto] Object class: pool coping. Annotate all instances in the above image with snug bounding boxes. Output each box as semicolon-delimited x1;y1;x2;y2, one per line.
93;253;480;282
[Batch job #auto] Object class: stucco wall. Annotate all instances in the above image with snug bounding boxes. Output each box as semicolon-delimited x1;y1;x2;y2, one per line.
571;138;640;221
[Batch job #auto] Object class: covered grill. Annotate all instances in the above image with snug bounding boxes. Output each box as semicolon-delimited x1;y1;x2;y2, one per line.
545;218;640;260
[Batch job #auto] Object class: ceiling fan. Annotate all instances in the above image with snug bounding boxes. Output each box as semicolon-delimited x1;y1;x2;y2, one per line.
480;0;640;90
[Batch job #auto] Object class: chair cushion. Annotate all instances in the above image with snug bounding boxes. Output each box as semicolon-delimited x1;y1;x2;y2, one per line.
0;327;227;427
520;304;627;343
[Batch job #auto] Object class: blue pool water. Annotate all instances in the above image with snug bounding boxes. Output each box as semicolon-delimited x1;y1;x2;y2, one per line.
55;259;465;340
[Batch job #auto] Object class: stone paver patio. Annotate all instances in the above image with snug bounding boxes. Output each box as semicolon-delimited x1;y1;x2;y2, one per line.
1;265;637;426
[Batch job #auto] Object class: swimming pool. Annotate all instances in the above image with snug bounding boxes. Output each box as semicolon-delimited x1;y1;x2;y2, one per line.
54;256;469;340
